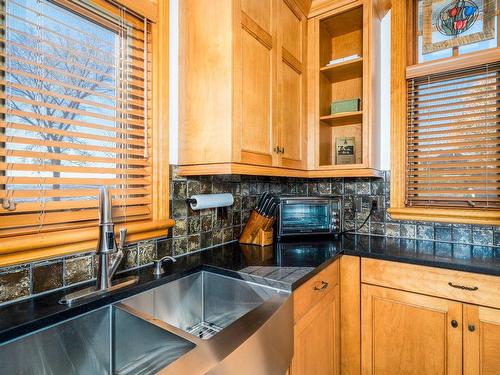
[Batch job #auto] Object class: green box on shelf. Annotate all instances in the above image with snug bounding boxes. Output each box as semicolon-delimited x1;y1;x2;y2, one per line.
331;98;361;115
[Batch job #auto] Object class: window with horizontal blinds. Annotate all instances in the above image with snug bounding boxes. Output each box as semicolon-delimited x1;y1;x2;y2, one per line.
406;62;500;209
0;0;153;237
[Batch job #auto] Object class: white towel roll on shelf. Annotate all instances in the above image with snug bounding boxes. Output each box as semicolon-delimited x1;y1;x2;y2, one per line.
188;193;234;210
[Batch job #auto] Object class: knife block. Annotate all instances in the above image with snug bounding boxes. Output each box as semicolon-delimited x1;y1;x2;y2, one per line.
239;210;274;246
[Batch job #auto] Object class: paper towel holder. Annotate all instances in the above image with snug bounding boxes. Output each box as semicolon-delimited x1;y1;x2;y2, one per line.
185;197;229;220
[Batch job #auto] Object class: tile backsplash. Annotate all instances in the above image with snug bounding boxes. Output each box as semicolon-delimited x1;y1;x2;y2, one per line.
0;165;498;305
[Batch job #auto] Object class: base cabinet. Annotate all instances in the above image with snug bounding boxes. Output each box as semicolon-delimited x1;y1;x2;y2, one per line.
361;284;462;375
464;305;500;375
290;260;340;375
361;261;500;375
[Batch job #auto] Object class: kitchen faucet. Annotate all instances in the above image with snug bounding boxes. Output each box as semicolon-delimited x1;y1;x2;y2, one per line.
60;186;138;305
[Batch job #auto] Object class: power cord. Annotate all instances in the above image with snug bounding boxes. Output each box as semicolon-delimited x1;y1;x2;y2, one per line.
339;205;375;235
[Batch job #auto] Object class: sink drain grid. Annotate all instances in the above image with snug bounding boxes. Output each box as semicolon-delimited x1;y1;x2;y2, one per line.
187;321;223;339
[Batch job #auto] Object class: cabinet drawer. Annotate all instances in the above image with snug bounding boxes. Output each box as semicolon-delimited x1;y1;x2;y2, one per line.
293;260;339;323
361;258;500;309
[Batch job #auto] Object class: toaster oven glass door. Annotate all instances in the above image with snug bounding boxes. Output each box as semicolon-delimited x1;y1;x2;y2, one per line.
281;202;331;234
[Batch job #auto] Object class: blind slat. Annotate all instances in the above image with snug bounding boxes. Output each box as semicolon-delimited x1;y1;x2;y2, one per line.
0;135;146;157
0;206;151;229
410;87;500;106
0;188;149;199
406;61;500;209
0;197;150;214
0;80;146;117
0;163;149;176
0;93;145;127
0;122;145;147
0;177;149;185
0;149;149;166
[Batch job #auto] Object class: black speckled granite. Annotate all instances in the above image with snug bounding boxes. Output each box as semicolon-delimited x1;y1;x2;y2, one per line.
0;234;498;344
342;234;500;276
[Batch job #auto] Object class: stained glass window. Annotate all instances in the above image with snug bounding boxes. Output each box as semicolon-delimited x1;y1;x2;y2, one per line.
417;0;498;63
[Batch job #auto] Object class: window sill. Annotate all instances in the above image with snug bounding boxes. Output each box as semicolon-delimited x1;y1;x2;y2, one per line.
0;219;175;267
388;207;500;226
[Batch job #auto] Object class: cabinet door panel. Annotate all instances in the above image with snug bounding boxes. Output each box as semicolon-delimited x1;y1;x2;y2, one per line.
292;286;340;375
240;29;274;166
279;61;304;169
361;284;462;375
464;304;500;375
280;0;302;62
241;0;272;34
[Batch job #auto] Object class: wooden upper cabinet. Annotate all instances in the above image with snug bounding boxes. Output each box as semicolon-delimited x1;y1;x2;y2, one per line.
178;0;308;177
464;304;500;375
240;24;275;167
307;0;382;177
361;284;462;375
277;0;307;170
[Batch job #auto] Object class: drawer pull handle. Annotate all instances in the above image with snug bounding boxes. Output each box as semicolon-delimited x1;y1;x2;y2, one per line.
314;281;329;291
451;320;459;328
448;282;478;291
468;324;476;332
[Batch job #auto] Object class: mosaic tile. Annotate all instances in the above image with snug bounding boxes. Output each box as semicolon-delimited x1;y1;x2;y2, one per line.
32;260;63;294
138;240;157;265
64;255;93;286
472;228;494;247
0;266;30;303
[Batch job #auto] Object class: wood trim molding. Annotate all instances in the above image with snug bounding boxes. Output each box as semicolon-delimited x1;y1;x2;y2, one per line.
340;255;361;375
390;0;409;210
406;48;500;78
282;48;303;74
308;0;356;18
0;219;175;267
177;163;383;178
241;11;273;49
111;0;159;22
388;207;500;226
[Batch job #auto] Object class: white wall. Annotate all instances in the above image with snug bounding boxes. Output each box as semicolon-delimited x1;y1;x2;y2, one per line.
169;5;392;170
379;11;391;170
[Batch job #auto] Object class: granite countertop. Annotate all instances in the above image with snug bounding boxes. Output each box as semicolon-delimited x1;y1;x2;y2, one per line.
0;233;498;344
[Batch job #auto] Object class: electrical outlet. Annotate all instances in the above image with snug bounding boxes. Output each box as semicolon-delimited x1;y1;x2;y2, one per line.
372;196;383;211
355;197;363;212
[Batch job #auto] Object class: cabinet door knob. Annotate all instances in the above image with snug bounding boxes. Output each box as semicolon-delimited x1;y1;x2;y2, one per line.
468;324;476;332
451;320;459;328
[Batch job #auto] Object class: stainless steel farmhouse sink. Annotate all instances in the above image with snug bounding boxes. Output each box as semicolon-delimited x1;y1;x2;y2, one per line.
0;271;293;375
0;305;195;375
123;271;293;374
123;271;283;339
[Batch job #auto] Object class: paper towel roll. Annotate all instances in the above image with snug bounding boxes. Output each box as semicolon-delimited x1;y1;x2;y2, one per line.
189;193;234;210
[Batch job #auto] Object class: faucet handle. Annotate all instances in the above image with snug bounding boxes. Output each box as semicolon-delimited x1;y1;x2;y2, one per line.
153;255;176;276
119;228;127;249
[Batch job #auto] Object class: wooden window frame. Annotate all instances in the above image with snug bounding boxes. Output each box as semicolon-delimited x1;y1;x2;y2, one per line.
389;0;500;225
0;0;172;266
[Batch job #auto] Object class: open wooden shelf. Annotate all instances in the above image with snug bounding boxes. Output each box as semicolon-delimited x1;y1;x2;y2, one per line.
320;57;363;82
320;111;363;126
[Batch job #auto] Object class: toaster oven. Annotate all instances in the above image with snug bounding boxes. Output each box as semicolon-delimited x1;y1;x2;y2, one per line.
277;196;342;239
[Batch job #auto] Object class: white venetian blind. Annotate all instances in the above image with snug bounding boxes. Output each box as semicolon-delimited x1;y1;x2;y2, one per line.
406;62;500;209
0;0;153;236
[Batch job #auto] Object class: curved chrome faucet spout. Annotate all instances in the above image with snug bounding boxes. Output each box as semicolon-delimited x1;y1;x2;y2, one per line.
59;186;138;305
